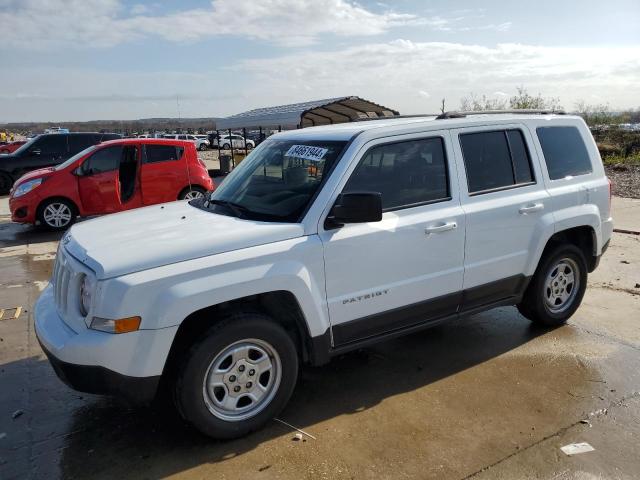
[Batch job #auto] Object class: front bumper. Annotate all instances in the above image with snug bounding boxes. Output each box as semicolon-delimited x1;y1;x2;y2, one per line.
35;285;177;403
9;194;38;223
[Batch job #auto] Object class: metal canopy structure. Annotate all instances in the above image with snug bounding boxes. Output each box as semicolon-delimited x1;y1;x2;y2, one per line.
216;96;400;130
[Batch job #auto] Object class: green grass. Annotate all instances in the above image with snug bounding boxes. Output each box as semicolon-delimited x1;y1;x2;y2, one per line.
602;152;640;166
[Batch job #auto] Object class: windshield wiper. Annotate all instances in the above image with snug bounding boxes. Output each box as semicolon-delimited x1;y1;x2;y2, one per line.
206;199;250;218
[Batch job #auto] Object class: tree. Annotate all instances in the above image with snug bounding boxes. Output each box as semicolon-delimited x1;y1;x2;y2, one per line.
574;101;614;127
459;87;563;112
509;86;562;110
460;93;507;111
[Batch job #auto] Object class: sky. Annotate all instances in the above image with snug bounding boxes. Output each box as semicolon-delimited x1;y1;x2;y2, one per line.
0;0;639;122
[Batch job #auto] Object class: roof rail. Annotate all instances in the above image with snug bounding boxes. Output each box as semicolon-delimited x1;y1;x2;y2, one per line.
435;109;566;120
352;114;437;122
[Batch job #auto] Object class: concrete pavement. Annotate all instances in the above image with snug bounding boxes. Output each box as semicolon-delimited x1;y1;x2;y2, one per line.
0;195;639;480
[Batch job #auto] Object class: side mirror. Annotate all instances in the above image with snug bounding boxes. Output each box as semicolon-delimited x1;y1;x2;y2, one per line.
328;192;382;227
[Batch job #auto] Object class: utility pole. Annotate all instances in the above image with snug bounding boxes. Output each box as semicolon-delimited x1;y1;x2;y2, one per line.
440;98;446;115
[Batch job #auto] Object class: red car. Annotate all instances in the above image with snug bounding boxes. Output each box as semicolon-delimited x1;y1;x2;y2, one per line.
9;138;214;230
0;141;27;154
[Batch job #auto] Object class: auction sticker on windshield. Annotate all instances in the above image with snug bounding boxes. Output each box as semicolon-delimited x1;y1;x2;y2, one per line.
285;145;328;162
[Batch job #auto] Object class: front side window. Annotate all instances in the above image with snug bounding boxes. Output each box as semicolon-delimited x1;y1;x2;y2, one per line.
32;135;67;155
460;129;534;194
537;126;592;180
344;137;449;210
144;144;183;163
83;146;122;174
200;139;347;222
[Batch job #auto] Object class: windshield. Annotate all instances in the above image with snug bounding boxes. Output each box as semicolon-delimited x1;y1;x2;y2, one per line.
11;136;39;155
194;138;347;222
54;145;97;171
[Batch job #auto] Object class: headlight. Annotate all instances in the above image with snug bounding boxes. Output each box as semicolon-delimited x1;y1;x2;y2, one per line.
13;178;43;198
79;274;92;316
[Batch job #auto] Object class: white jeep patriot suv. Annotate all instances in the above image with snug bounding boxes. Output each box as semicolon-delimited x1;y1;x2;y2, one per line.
35;111;613;439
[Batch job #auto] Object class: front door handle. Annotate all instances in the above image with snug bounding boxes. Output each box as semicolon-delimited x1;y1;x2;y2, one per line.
519;203;544;214
425;221;457;235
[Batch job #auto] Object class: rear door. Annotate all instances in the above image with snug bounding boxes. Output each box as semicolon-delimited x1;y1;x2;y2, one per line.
140;144;187;204
78;145;123;214
451;125;550;310
320;131;465;346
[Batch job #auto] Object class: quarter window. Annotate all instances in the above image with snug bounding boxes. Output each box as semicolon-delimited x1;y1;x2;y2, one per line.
145;145;183;163
460;130;534;194
344;137;450;210
536;126;592;180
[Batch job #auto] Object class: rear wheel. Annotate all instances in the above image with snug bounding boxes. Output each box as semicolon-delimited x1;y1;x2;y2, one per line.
173;313;298;439
179;186;206;200
198;143;208;151
0;172;13;195
37;198;77;230
222;143;230;150
517;244;587;326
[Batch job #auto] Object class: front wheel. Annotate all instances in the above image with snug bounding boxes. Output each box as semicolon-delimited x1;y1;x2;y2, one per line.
173;313;299;439
198;143;208;151
37;198;77;230
517;244;588;326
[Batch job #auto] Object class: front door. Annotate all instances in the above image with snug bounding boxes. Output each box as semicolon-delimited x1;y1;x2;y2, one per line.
20;134;68;174
319;132;465;346
451;125;551;310
78;145;123;214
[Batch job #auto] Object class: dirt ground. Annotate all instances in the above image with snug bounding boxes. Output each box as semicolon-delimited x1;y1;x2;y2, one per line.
0;196;639;480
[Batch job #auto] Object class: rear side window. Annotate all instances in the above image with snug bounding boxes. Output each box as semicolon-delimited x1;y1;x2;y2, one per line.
84;146;122;174
460;129;534;194
344;137;449;210
144;144;183;163
68;135;96;154
536;127;592;180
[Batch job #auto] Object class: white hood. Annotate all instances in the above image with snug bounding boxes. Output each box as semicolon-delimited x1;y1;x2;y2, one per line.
64;201;304;279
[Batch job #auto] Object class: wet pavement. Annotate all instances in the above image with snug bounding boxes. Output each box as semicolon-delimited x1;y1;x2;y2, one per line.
1;196;639;480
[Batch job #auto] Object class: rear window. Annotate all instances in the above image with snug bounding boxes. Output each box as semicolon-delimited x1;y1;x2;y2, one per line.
536;127;592;180
144;144;183;163
68;134;97;154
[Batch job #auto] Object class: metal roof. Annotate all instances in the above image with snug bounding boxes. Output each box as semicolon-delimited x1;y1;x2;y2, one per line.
216;96;400;130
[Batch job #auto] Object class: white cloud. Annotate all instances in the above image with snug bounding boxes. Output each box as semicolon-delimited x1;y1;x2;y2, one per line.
233;40;640;112
418;90;431;99
0;0;426;49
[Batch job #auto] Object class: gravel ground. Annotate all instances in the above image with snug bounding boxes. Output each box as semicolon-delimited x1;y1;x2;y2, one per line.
605;164;640;199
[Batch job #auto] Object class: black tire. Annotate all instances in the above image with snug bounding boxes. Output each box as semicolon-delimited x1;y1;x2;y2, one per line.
173;313;299;439
0;172;13;195
517;244;588;326
222;143;230;150
198;143;208;151
37;198;77;230
178;185;206;200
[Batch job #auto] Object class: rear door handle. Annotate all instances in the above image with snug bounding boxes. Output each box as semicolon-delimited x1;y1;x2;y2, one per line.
425;221;457;235
519;203;544;214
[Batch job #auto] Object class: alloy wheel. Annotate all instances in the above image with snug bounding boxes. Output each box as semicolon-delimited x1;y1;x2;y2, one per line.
43;202;72;228
202;339;282;422
543;257;580;313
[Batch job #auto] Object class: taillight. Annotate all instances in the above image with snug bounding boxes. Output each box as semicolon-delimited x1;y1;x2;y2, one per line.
607;177;612;217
